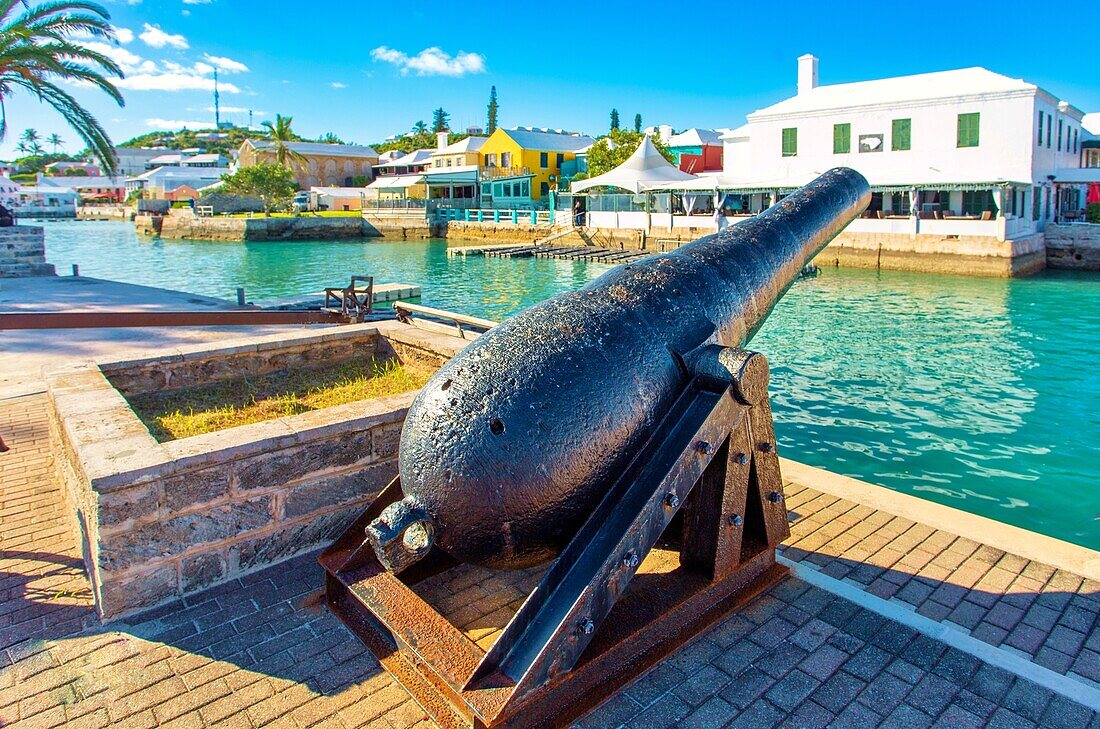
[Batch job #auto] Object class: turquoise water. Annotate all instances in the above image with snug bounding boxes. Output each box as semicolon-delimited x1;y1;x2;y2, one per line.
42;221;1100;549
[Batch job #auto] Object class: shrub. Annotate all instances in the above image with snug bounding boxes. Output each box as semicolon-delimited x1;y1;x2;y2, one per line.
1087;203;1100;224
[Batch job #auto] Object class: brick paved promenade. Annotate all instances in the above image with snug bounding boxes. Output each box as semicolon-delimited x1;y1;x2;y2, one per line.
1;393;1097;728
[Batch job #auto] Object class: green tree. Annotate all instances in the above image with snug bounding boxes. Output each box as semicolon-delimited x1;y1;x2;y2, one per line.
320;131;344;144
0;2;124;175
486;86;498;134
21;128;38;146
634;114;642;133
412;120;427;134
220;163;296;216
47;132;63;153
610;109;620;131
585;130;674;178
260;114;306;169
431;107;450;133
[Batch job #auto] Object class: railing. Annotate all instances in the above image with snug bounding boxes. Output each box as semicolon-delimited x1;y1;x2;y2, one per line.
393;301;498;339
361;199;429;210
433;207;554;226
480;166;532;180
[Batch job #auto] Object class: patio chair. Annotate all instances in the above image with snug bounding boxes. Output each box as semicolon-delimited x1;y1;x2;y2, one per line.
980;211;993;221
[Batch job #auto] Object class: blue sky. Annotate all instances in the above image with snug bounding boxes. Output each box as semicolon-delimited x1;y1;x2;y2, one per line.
2;0;1097;159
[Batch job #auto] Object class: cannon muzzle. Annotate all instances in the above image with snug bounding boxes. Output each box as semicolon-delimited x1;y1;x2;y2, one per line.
375;168;870;572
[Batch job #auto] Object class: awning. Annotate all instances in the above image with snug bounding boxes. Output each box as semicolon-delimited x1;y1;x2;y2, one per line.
571;135;697;194
367;174;424;190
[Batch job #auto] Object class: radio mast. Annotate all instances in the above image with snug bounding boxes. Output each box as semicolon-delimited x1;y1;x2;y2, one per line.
214;69;221;128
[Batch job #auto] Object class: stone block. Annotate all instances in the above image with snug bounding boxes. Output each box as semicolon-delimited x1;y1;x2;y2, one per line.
371;422;402;459
98;482;159;527
99;496;273;571
229;505;362;573
99;564;178;618
233;430;373;495
281;461;394;520
163;467;231;511
181;552;226;592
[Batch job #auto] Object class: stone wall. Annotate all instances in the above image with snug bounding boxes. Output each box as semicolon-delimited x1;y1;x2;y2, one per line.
78;206;134;221
0;225;55;277
47;321;468;619
1045;224;1100;271
442;220;552;243
814;231;1047;277
134;214;162;236
361;213;437;239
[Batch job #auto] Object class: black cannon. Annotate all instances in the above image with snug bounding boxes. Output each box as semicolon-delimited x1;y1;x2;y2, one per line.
322;168;871;728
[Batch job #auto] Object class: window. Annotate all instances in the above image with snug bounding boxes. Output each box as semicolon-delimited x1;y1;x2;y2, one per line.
485;153;497;167
1038;111;1044;145
833;123;850;154
1058;120;1063;151
781;127;797;157
1032;187;1041;221
890;192;910;215
1047;116;1052;148
556;153;564;167
540;181;549;197
961;190;994;216
892;119;911;151
957;113;980;147
521;180;529;197
501;152;511;168
539;152;548;168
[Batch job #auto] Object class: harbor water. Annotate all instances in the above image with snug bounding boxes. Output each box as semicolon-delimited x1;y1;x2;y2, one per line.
41;221;1100;549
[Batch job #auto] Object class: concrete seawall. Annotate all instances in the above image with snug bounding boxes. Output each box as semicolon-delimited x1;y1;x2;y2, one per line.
1045;223;1100;271
139;211;441;241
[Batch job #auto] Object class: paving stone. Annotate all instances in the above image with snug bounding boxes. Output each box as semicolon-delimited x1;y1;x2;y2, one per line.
885;658;924;685
725;697;785;729
678;695;738;729
828;700;883;729
671;664;731;707
905;672;959;716
798;643;848;681
718;668;774;710
843;644;892;681
880;702;934;728
933;704;985;729
1000;678;1053;723
986;707;1037;729
753;641;808;679
932;647;981;684
856;672;911;714
1040;693;1096;729
624;691;690;729
777;699;833;729
577;692;642;729
764;669;818;712
810;671;866;714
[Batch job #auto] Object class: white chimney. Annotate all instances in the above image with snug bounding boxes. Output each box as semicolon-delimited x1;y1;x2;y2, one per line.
797;54;819;96
436;131;449;150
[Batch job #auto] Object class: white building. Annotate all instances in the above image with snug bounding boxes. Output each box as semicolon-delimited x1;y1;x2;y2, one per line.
717;56;1095;237
109;148;179;176
126;166;230;199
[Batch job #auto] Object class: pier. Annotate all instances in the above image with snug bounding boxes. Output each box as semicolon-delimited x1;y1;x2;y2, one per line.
447;242;654;264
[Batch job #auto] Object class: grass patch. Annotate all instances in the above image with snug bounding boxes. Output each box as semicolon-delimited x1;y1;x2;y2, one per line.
129;357;429;442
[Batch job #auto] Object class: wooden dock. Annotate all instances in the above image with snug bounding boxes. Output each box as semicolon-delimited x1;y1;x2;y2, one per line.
447;243;652;265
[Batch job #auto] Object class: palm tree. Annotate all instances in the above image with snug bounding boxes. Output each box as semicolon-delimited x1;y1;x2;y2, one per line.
260;114;306;169
0;1;124;175
21;128;38;146
47;133;63;153
28;140;42;156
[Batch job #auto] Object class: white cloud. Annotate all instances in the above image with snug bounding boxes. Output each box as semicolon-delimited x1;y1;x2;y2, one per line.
330;82;346;89
114;27;135;44
370;46;485;77
203;54;248;73
117;73;239;93
79;41;144;70
182;0;213;4
139;24;189;50
144;118;212;130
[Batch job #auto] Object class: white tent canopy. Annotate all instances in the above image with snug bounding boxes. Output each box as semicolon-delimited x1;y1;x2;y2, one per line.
571;134;698;194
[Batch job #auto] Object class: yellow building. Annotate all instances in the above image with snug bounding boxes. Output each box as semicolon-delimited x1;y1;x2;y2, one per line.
478;128;595;204
430;134;487;169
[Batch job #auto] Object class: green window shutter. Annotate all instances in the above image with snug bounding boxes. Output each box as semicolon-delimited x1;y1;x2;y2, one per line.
957;113;980;147
892;119;911;151
833;123;850;154
782;127;797;157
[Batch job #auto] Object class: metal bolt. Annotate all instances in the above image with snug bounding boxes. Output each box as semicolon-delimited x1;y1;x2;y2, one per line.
664;492;680;509
696;440;713;455
727;514;743;527
768;491;784;503
578;618;595;636
759;442;774;453
622;550;640;569
735;452;748;465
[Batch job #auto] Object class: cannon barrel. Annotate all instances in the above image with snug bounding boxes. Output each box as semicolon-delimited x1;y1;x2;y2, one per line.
373;168;870;572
